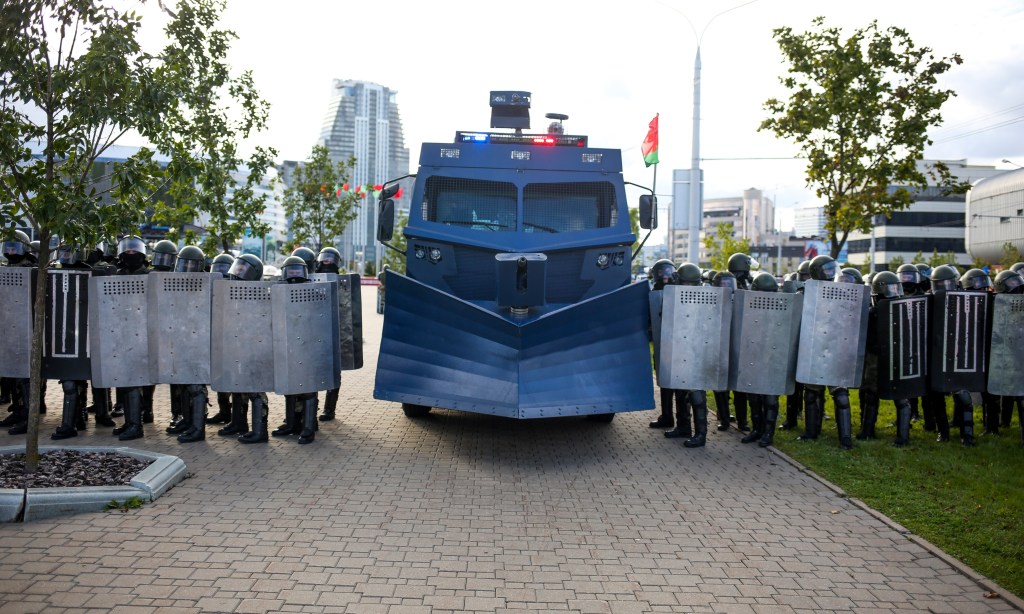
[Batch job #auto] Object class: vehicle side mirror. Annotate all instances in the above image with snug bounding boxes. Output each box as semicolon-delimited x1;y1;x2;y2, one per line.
380;183;400;199
377;199;395;242
638;194;657;230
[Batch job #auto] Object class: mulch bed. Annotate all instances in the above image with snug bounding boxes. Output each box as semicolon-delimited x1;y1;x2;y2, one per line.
0;450;153;489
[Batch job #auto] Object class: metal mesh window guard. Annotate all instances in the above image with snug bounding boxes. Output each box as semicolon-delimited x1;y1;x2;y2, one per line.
522;182;617;234
423;177;517;232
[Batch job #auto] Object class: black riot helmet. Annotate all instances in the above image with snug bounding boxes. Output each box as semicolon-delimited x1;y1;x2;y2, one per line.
751;271;778;292
648;259;676;290
712;271;737;290
896;263;921;294
316;246;342;273
117;235;147;270
281;255;309;283
701;268;718;285
1010;262;1024;274
930;264;959;293
871;271;903;299
3;229;31;263
174;245;206;272
994;270;1024;294
210;253;235;277
727;253;754;280
797;260;811;281
836;267;863;285
56;244;87;266
960;268;992;292
676;263;702;286
151;239;178;271
808;255;837;281
227;253;264;281
915;263;932;281
291;246;316;273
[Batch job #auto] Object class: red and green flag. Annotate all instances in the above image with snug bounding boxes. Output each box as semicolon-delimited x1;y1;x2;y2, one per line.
641;113;659;167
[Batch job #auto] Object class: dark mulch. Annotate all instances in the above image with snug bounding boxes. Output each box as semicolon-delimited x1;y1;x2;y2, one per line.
0;450;153;489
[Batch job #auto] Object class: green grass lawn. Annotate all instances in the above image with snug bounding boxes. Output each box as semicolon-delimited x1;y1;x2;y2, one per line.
765;394;1024;599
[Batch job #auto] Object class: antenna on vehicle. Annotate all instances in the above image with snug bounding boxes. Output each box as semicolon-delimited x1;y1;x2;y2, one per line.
545;113;568;135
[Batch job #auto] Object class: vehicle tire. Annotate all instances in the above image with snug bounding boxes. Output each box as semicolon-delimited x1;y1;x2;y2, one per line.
402;403;431;418
587;413;615;423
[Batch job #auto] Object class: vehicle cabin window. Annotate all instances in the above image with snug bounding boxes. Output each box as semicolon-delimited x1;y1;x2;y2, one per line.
422;177;516;232
523;182;617;233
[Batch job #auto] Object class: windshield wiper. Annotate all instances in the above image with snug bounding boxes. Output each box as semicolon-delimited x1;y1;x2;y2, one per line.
523;221;559;233
441;219;506;231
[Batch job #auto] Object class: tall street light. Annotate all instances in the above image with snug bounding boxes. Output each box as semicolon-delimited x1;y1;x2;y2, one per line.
666;1;758;264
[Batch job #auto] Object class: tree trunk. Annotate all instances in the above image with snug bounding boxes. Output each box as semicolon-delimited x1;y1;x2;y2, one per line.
25;230;50;474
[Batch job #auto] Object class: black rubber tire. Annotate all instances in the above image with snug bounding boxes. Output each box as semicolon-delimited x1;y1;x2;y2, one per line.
402;403;432;418
587;413;616;423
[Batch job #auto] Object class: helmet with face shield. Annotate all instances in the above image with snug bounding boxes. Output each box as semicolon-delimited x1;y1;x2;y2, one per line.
174;245;206;272
871;271;903;299
227;253;264;281
281;255;309;283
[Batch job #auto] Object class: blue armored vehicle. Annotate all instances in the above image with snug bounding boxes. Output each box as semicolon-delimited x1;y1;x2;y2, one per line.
374;91;657;421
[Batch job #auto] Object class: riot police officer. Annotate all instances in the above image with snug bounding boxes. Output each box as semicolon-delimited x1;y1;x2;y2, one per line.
315;246;343;422
796;260;811;282
858;271;915;446
711;271;737;432
926;265;959;442
291;246;316;277
206;253;237;426
275;255;320;444
1;230;37;434
725;253;758;432
662;263;704;441
994;269;1024;443
223;254;270;444
744;271;783;447
165;245;211;443
780;271;805;431
647;259;678;430
799;254;855;449
949;268;992;446
111;235;149;440
151;239;178;272
49;245;94;440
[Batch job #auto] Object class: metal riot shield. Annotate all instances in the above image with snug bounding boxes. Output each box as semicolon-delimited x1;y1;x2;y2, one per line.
796;280;870;388
42;269;91;380
310;272;363;370
648;289;664;374
271;281;341;395
658;286;732;391
0;268;34;378
728;290;803;395
210;279;275;392
88;275;152;388
876;295;929;400
147;272;212;384
929;290;989;393
988;293;1024;396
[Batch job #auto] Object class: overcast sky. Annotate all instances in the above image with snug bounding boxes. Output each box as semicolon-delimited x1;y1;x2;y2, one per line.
129;0;1024;240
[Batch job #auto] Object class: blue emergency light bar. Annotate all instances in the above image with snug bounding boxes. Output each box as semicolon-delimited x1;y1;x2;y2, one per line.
455;131;588;147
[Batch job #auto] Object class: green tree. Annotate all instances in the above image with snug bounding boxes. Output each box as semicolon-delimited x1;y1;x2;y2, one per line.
702;222;751;271
281;145;360;253
888;255;905;271
760;17;969;259
381;211;408;275
1000;242;1023;269
911;250;926;264
927;248;957;268
0;0;272;472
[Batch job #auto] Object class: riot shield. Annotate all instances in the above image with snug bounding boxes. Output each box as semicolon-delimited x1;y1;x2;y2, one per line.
648;289;664;373
987;293;1024;396
929;290;989;393
0;268;33;378
310;272;363;370
42;269;91;380
147;272;212;384
876;295;928;400
271;281;341;395
728;290;802;395
658;285;732;391
210;279;275;392
88;275;152;388
795;280;870;388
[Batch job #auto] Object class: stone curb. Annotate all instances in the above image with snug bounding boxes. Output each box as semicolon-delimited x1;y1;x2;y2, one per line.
0;445;187;523
767;446;1024;612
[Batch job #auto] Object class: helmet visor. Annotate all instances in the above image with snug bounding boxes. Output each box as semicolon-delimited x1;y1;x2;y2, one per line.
57;247;77;264
227;259;256;280
174;258;205;273
316;252;337;266
1002;275;1023;293
211;262;232;276
931;278;957;293
964;275;992;290
117;237;146;255
820;261;838;280
836;271;861;284
714;276;737;290
3;241;25;257
876;282;903;299
283;264;307;281
152;251;176;269
899;271;919;284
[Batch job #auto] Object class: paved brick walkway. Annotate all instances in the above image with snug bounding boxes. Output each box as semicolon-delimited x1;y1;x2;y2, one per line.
0;301;1018;613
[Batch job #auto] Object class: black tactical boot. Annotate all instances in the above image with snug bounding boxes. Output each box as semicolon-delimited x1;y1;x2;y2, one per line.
893;399;911;447
272;395;299;437
713;390;731;431
954;391;975;447
320;387;339;422
834;389;853;450
780;382;803;430
218;393;248;436
759;396;779;447
166;386;192;434
651;387;675;429
117;388;144;441
683;392;708;448
741;395;764;444
239;394;269;444
141;385;155;424
111;387;124;418
1001;396;1015;429
208;392;232;424
664;391;692;438
177;386;207;443
856;389;879;440
52;380;80;440
93;387;116;427
734;392;750;432
297;396;318;444
798;389;822;441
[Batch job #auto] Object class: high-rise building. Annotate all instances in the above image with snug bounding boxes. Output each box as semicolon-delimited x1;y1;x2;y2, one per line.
666;187;775;264
793;206;826;238
317;79;410;271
